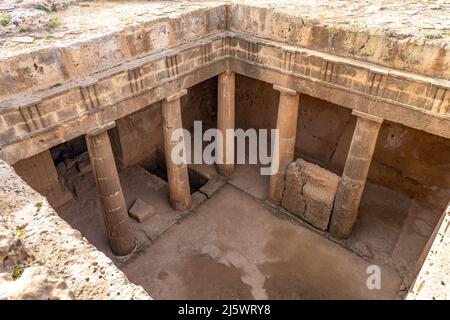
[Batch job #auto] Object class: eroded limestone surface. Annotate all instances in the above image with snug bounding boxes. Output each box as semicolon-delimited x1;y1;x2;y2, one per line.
232;0;450;44
121;183;403;299
0;159;151;299
229;0;450;79
407;202;450;300
0;212;74;299
0;0;77;35
0;0;449;300
0;266;75;300
0;1;225;49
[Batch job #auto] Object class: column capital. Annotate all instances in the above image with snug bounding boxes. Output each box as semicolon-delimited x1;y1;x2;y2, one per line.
165;89;188;103
222;70;234;76
352;110;383;124
86;121;116;136
273;85;298;96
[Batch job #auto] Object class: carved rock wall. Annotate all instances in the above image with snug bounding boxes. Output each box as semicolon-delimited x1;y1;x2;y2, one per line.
236;75;450;209
282;159;339;230
0;214;74;300
0;159;151;299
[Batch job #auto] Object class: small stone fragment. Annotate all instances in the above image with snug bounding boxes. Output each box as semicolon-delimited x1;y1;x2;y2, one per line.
0;266;74;300
199;175;226;198
129;198;156;223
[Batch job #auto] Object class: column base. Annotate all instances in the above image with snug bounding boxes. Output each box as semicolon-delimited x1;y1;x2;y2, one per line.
113;240;138;261
216;163;235;177
170;196;192;212
268;173;285;205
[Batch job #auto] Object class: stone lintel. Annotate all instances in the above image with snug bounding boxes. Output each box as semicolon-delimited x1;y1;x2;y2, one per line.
18;96;42;109
273;85;297;96
222;69;234;75
86;121;116;136
352;110;384;124
368;66;390;76
165;89;188;103
79;77;99;88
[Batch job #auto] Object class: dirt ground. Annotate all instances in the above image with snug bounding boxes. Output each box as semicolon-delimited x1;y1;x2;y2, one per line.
121;183;402;299
55;162;443;299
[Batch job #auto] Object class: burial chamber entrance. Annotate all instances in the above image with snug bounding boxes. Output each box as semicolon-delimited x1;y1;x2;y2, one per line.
1;1;449;300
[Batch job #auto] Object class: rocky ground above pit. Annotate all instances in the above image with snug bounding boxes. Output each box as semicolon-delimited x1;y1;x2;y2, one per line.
0;214;75;299
0;159;151;299
0;0;78;35
232;0;450;45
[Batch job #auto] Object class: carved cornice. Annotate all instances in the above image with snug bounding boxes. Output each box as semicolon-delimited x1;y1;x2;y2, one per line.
1;32;449;157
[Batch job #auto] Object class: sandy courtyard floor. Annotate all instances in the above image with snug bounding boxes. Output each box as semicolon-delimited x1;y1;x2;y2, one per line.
121;183;402;299
55;163;443;299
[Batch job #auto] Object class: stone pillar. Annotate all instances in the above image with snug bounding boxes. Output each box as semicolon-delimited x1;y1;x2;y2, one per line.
85;123;135;257
330;110;383;239
268;85;300;204
161;90;192;211
216;71;236;176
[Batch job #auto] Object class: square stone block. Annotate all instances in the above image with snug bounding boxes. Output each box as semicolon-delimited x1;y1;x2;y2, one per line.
129;198;156;223
282;159;339;230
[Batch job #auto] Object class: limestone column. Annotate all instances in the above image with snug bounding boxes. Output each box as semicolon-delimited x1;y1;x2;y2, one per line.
85;122;135;256
161;90;192;211
217;71;236;176
330;110;383;239
268;85;300;204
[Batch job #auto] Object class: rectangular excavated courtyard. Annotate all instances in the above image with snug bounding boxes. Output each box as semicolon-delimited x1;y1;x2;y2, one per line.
55;160;440;299
0;1;449;300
